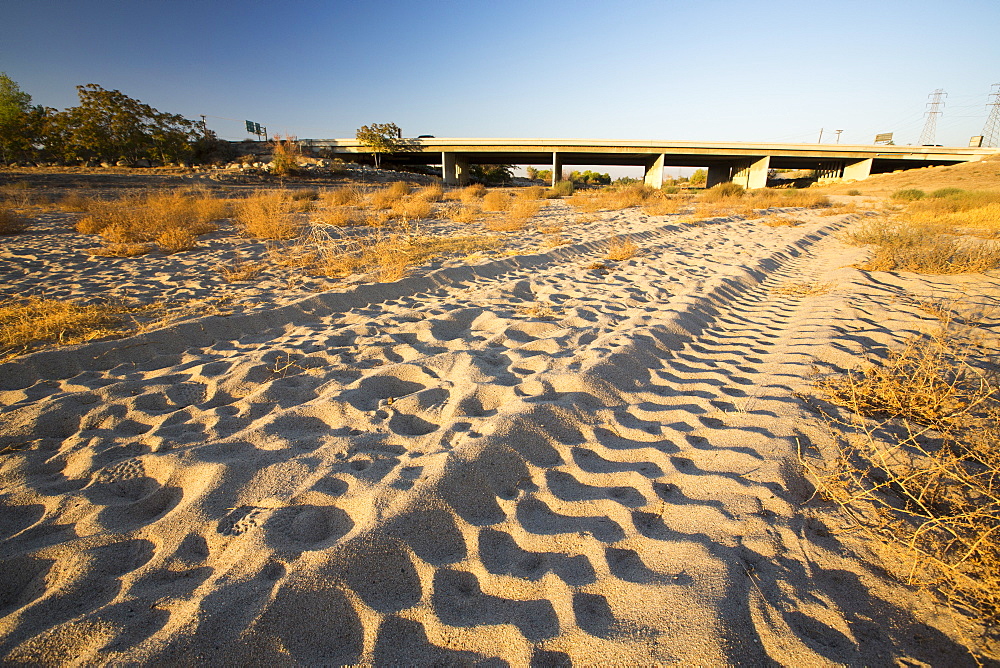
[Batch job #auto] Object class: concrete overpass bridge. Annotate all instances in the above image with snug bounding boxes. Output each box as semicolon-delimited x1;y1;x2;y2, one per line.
302;138;995;188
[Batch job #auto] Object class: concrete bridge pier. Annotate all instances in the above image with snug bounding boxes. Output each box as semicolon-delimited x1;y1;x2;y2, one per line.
552;152;563;186
731;156;770;190
442;152;469;186
644;153;665;188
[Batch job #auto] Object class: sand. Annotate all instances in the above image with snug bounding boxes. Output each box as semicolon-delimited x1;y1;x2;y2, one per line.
1;198;998;665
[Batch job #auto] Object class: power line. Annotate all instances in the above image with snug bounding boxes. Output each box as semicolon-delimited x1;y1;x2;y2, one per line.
919;89;947;145
983;83;1000;148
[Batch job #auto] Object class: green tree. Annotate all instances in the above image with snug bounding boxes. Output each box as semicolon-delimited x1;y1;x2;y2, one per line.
0;73;44;165
689;168;707;185
52;84;197;164
469;164;514;185
355;122;401;169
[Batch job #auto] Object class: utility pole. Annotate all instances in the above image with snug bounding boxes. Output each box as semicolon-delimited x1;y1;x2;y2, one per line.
919;89;947;145
983;83;1000;148
834;129;843;143
817;128;824;143
199;115;209;138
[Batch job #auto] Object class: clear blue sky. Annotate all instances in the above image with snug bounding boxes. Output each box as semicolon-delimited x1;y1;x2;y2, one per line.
2;0;999;150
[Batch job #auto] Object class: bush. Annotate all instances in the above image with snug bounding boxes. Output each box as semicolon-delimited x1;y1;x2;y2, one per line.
845;218;1000;273
846;189;862;196
810;319;1000;636
547;181;575;198
701;182;745;201
233;191;302;239
482;190;512;212
892;188;926;201
931;187;964;198
0;208;28;234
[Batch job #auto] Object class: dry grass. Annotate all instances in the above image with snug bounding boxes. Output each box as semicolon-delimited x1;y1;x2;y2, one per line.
218;256;266;282
772;281;833;296
516;302;560;320
0;182;32;207
445;184;486;203
507;199;541;223
0;208;29;235
807;317;1000;639
0;297;133;358
761;215;806;227
845;217;1000;274
694;185;830;220
568;184;659;212
486;217;526;232
413;184;444;202
542;236;568;248
302;228;503;281
482;190;513;212
314;206;362;227
607;238;639;261
450;205;481;224
642;196;685;216
391;198;433;222
518;186;546;200
77;190;229;252
58;193;94;212
323;186;362;207
155;227;198;254
233;191;302;239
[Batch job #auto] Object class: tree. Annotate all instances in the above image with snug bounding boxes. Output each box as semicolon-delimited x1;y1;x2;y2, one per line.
689;168;707;185
355;122;401;169
469;164;514;185
0;73;44;164
50;84;198;164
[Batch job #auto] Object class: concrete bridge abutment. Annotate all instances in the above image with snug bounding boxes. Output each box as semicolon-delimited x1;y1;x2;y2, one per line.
731;156;770;190
552;152;563;186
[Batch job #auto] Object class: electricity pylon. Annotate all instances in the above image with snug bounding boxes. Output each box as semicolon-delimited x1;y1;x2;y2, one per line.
919;89;947;146
983;83;1000;148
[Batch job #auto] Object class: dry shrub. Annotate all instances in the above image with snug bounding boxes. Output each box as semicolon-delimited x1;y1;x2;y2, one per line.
1;297;127;357
846;218;1000;274
518;186;545;200
809;320;1000;636
642;197;684;216
315;207;362;227
323;186;361;207
392;198;433;222
771;281;832;296
700;182;745;202
386;181;412;198
0;208;29;234
903;191;1000;237
482;190;512;212
305;229;502;281
445;184;486;203
234;191;302;239
537;223;561;234
693;201;755;219
156;227;198;254
486;217;526;232
88;242;153;257
567;194;604;212
607;238;638;261
291;188;319;201
0;182;31;207
76;190;227;242
451;205;481;224
414;184;444;202
507;199;541;222
58;193;94;212
370;187;404;210
218;257;265;282
543;236;568;248
761;215;805;227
